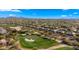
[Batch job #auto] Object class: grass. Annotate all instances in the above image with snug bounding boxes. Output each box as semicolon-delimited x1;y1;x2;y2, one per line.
0;24;17;27
19;35;58;49
54;47;74;50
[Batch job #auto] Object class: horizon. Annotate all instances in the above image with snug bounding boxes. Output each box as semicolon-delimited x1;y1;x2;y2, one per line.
0;9;79;19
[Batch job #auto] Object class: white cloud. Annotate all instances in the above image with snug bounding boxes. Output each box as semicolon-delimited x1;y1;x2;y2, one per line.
62;9;69;10
9;14;16;17
73;12;78;14
61;15;67;17
0;9;21;12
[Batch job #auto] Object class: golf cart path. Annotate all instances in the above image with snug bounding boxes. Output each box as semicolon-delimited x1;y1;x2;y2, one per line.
46;44;69;50
16;40;71;50
16;41;32;50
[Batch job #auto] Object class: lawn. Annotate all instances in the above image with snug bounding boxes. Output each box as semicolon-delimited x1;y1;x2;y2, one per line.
54;47;74;50
19;35;58;50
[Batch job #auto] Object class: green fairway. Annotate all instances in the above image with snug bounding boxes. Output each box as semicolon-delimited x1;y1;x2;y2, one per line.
54;47;74;50
19;35;58;49
0;24;17;27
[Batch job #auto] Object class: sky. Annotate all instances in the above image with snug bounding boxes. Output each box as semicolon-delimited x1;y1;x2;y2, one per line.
0;9;79;19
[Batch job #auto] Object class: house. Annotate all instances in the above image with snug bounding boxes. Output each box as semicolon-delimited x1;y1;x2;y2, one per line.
0;39;7;46
66;32;73;36
0;27;7;34
10;26;22;31
70;27;77;32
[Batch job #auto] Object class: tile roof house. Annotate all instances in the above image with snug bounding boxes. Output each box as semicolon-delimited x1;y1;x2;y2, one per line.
10;26;22;31
0;27;7;34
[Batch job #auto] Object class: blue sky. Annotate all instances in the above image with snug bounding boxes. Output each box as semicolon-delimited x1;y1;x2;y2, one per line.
0;9;79;19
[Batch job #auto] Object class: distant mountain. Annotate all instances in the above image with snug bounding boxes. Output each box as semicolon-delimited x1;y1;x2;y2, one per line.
0;17;79;21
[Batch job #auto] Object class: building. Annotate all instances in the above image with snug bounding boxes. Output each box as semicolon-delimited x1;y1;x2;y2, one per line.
0;27;7;34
